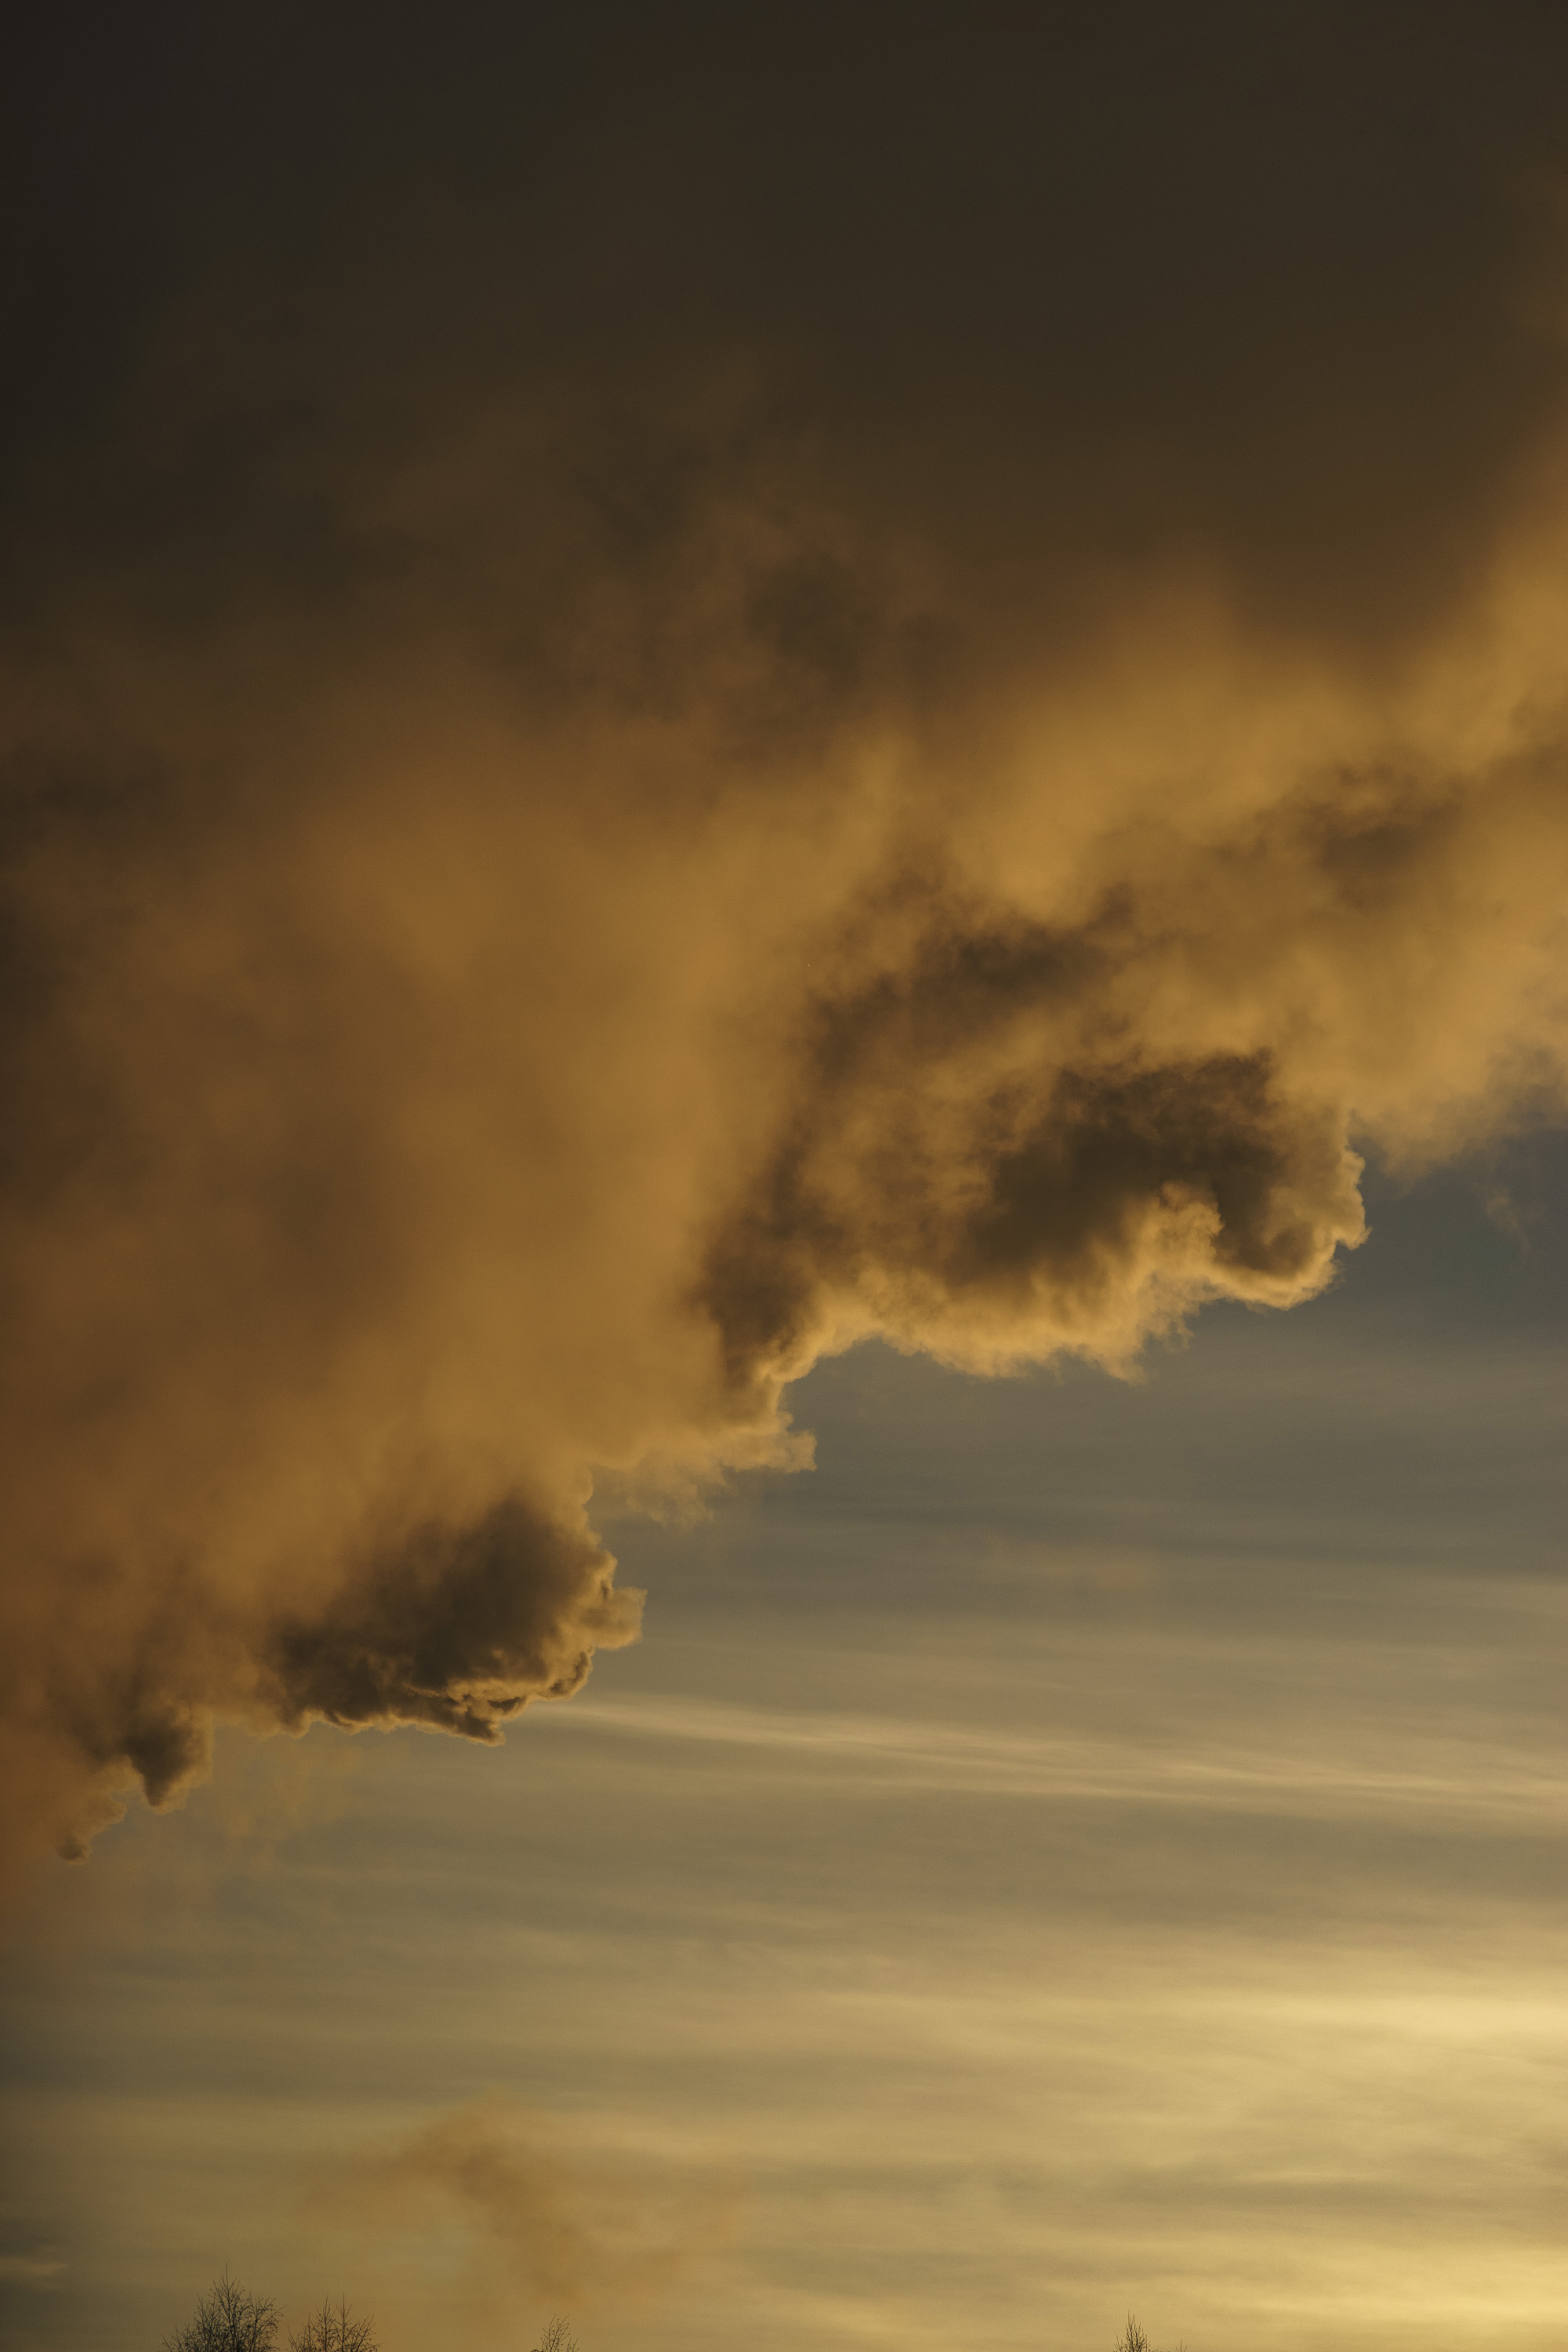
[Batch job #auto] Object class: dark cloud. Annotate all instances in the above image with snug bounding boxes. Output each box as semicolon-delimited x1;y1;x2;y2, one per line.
697;885;1364;1400
267;1498;640;1740
2;2;1567;1865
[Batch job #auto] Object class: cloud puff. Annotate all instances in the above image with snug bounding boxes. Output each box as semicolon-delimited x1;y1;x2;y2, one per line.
303;2101;737;2322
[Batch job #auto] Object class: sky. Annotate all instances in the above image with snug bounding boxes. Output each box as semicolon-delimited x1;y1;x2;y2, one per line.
2;8;1566;2349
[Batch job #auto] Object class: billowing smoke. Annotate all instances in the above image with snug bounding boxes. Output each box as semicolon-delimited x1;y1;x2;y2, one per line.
4;2;1567;1866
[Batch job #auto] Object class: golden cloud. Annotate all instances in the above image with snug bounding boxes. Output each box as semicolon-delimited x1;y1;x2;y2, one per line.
3;5;1567;1865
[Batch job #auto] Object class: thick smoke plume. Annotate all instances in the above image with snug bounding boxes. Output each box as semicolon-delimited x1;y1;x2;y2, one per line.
3;2;1567;1865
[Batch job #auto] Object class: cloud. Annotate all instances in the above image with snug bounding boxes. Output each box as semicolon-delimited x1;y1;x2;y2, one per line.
3;3;1568;1864
0;2253;65;2288
303;2101;737;2323
554;1692;1568;1827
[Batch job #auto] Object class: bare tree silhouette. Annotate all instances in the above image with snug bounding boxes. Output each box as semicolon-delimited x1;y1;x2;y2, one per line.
534;2319;579;2352
1114;2320;1187;2352
288;2299;376;2352
163;2274;279;2352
